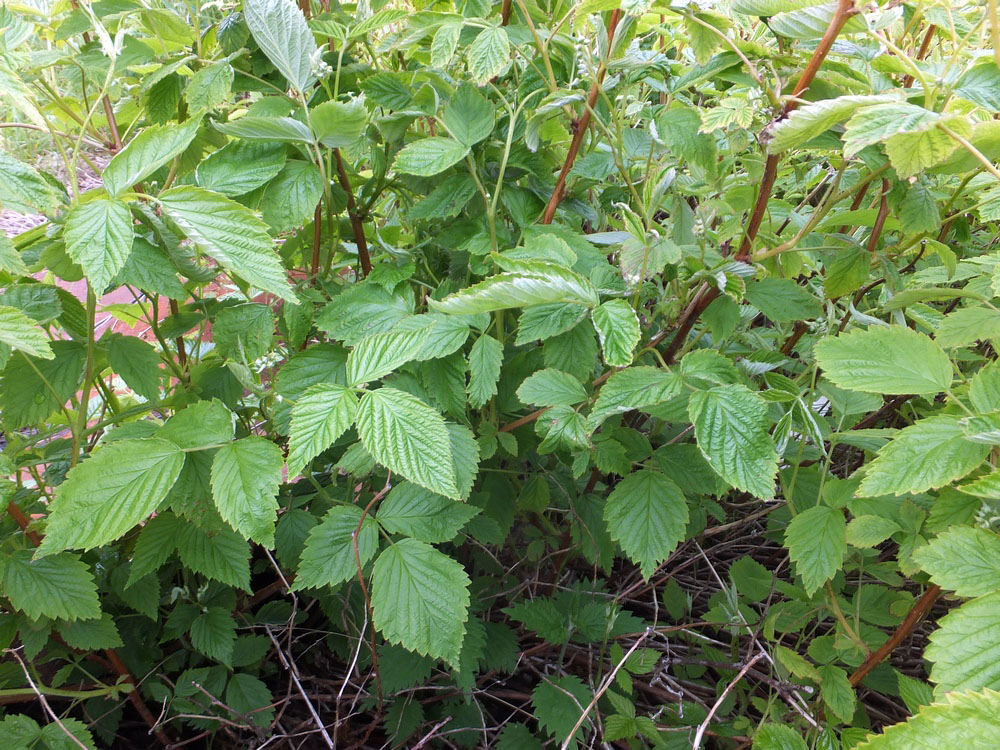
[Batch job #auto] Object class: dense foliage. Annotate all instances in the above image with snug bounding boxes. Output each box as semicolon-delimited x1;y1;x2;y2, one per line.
3;0;1000;746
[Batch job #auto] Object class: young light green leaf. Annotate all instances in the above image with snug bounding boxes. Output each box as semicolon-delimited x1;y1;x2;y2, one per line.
102;117;202;197
210;437;285;546
589;366;682;429
955;61;1000;111
243;0;318;92
394;137;470;176
356;388;459;499
604;470;689;580
744;278;821;322
517;369;587;407
293;505;378;589
688;385;779;499
814;326;952;395
766;94;900;153
430;264;599;314
0;304;53;359
751;723;808;750
0;550;100;622
926;593;1000;696
376;482;480;542
859;416;989;496
310;99;367;148
159;185;297;302
785;505;847;596
431;21;462;67
467;333;503;408
371;538;471;667
819;664;856;722
64;198;134;292
185;62;233;110
214;116;315;143
37;438;185;557
846;515;901;548
467;26;509;83
913;526;1000;598
346;326;432;386
286;383;358;477
0;234;30;276
591;299;641;366
935;306;1000;349
856;688;1000;750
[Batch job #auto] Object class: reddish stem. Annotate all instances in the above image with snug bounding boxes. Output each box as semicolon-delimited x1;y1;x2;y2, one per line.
333;149;372;277
541;9;622;224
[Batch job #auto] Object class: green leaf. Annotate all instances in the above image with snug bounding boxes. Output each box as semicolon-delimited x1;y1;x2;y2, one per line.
0;234;30;276
859;416;989;496
310;99;367;149
431;21;462;67
293;505;377;589
190;606;237;665
37;438;185;556
185;62;233;110
467;26;509;83
818;664;856;722
371;538;471;667
814;326;952;396
442;84;495;147
213;303;274;362
604;470;689;580
591;299;641;366
106;334;161;401
176;523;251;591
196;141;286;197
517;369;587;407
935;305;1000;349
0;304;52;359
260;160;325;233
57;614;123;650
356;388;459;499
785;505;847;596
751;723;808;750
376;482;479;542
214;116;315;143
226;673;274;728
926;592;1000;696
745;278;821;322
913;526;1000;598
688;385;779;499
886;118;968;178
766;94;900;153
430;264;599;314
843;103;942;154
467;333;503;408
160;185;297;302
64;198;134;292
347;326;431;386
286;383;358;477
316;284;413;345
898;182;941;235
1;342;85;429
158;399;235;449
211;437;284;546
0;152;61;214
102;117;202;197
394;137;470;176
955;61;1000;111
857;688;1000;749
113;237;187;300
0;550;100;621
532;674;591;747
846;515;901;548
589;366;682;429
244;0;317;92
516;303;587;345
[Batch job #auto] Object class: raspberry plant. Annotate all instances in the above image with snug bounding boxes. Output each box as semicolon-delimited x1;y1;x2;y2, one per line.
2;0;1000;747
